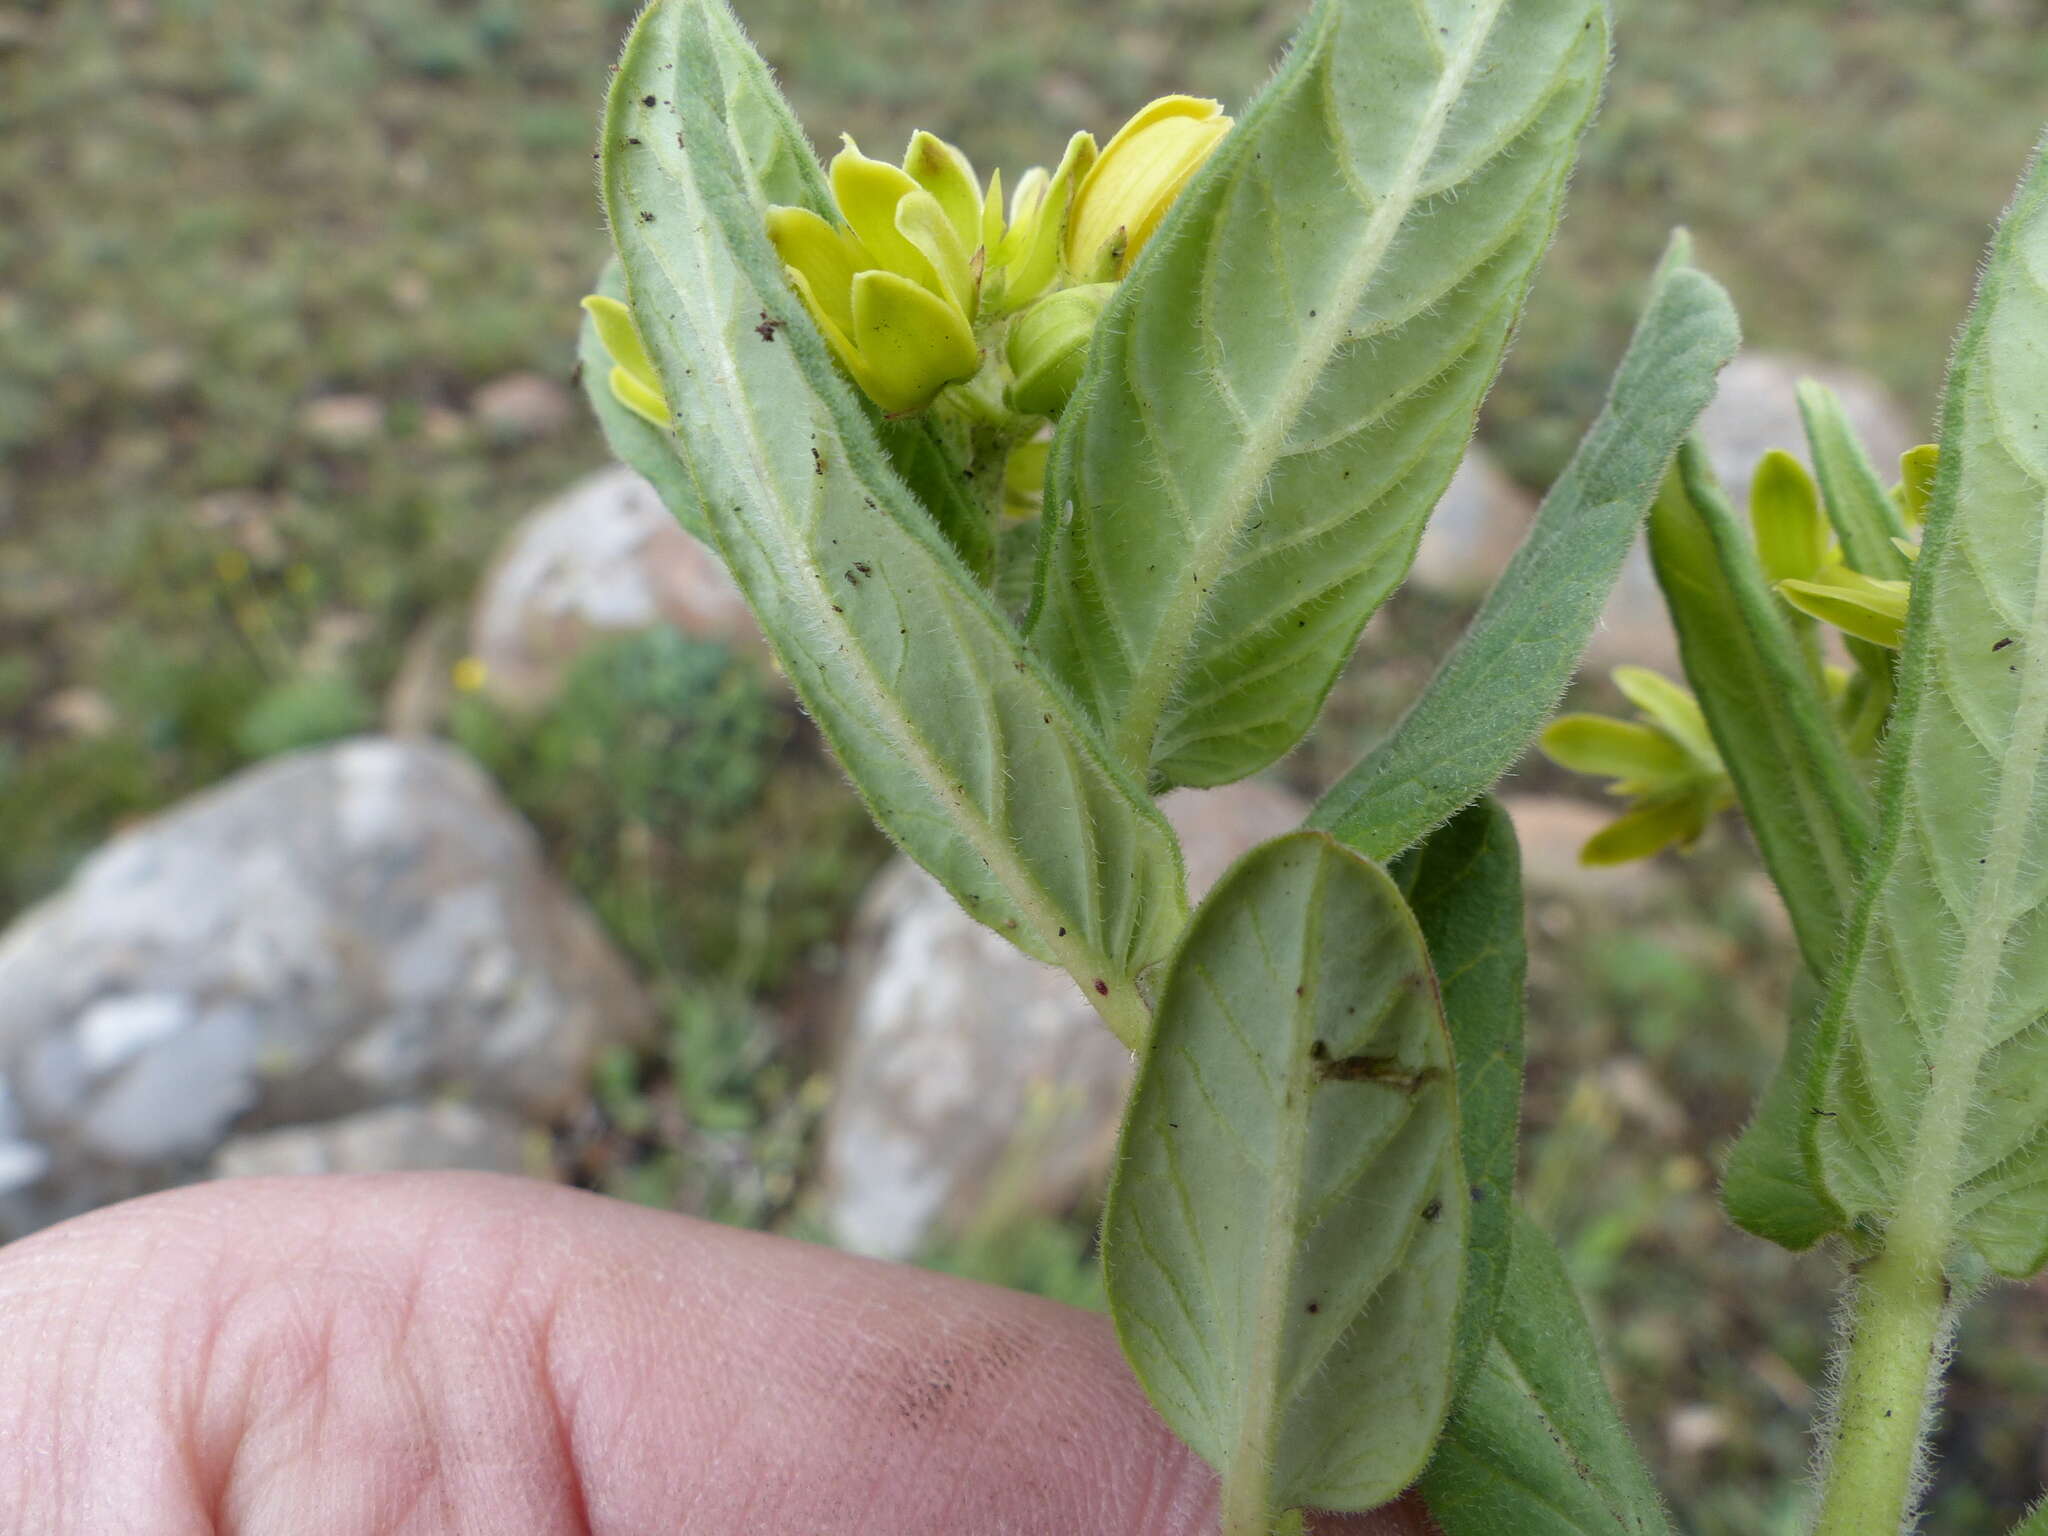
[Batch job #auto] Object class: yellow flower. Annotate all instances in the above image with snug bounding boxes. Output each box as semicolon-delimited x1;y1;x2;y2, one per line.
1541;667;1733;866
1066;95;1232;280
767;135;986;416
581;294;671;429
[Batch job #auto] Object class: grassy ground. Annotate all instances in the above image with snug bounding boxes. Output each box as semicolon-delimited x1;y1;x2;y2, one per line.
5;0;2048;1529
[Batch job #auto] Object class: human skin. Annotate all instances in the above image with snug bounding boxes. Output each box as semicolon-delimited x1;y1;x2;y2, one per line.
0;1172;1434;1534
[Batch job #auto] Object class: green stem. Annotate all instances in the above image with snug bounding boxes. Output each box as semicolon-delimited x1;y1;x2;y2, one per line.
1219;1465;1277;1536
1810;1242;1949;1536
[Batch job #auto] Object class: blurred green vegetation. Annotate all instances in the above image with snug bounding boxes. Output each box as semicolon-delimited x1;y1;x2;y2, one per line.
5;0;2048;1530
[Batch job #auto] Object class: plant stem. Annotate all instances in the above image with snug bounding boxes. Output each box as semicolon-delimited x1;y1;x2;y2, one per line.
1810;1240;1949;1536
1218;1462;1276;1536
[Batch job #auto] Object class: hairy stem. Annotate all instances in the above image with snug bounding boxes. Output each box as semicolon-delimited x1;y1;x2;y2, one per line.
1811;1242;1949;1536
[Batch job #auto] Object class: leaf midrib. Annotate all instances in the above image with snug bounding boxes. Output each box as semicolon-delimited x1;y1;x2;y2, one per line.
1109;0;1515;772
1883;487;2048;1265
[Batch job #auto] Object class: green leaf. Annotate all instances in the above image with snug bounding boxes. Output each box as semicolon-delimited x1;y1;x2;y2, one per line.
1028;0;1608;789
1419;1209;1671;1536
1103;831;1464;1514
580;257;711;542
1649;441;1874;979
1810;137;2048;1277
600;0;1187;1047
1724;976;1843;1251
1797;379;1912;581
1309;234;1740;861
2009;1497;2048;1536
1393;797;1527;1397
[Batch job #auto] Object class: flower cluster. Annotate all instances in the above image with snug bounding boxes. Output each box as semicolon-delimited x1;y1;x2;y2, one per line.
585;96;1232;427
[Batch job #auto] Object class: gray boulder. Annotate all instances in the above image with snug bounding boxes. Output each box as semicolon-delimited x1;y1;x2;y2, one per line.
818;779;1307;1260
0;738;649;1235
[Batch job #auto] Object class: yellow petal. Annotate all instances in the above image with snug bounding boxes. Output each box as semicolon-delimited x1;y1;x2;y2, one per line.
581;295;662;398
1750;449;1827;586
1896;443;1940;529
829;135;937;292
902;130;984;254
1068;95;1230;279
846;268;981;415
1004;436;1051;519
608;364;671;429
1580;797;1705;867
1611;666;1721;771
782;261;864;382
992;132;1096;313
895;187;976;314
766;206;866;338
1540;715;1693;785
982;168;1006;254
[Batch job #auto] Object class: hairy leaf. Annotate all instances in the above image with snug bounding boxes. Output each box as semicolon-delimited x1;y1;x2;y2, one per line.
601;0;1186;1046
1725;977;1843;1251
1029;0;1608;789
1104;831;1463;1512
1310;235;1739;860
1650;441;1874;975
1394;797;1526;1396
1798;379;1912;582
1811;139;2048;1277
1420;1210;1671;1536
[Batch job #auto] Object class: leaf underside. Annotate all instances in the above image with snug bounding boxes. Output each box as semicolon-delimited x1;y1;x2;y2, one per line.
1031;0;1607;790
1810;136;2048;1277
1394;797;1527;1396
600;0;1187;1037
1420;1210;1672;1536
1104;831;1464;1512
1311;233;1740;860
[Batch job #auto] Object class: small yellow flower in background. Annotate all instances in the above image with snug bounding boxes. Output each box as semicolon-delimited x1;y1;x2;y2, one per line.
1066;95;1232;280
581;294;671;429
451;656;489;694
1541;666;1733;866
1896;443;1939;528
1777;565;1911;649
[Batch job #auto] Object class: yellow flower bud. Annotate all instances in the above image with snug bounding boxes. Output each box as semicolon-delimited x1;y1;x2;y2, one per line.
1005;282;1115;417
1897;444;1939;528
767;135;984;416
1066;95;1232;280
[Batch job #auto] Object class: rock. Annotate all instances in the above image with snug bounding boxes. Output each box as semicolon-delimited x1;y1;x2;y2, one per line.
298;393;385;449
1409;445;1536;598
1694;351;1922;500
818;778;1307;1261
0;737;650;1236
210;1100;535;1180
469;466;764;711
471;372;574;442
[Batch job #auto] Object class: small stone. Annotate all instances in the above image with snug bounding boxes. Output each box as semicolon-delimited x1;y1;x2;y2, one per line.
298;393;386;449
1665;1403;1731;1458
0;1141;49;1194
817;779;1309;1260
468;466;765;711
1410;446;1536;599
471;372;574;442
